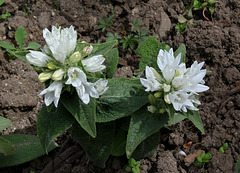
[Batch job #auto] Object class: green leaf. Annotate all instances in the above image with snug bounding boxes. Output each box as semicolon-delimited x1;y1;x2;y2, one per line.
26;42;40;50
222;143;228;150
37;103;75;152
166;104;176;124
126;106;169;158
204;153;212;160
105;48;119;78
0;134;57;168
0;0;4;6
12;51;28;62
174;44;186;63
183;110;205;134
0;116;12;131
125;165;132;172
0;137;16;156
136;36;170;71
111;129;126;156
96;78;149;122
61;93;97;138
165;112;186;127
0;41;15;50
219;147;224;153
209;7;214;15
234;160;240;173
72;121;115;168
208;0;216;5
15;27;27;50
132;132;160;160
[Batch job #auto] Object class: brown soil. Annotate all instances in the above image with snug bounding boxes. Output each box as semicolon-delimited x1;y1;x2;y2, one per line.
0;0;240;172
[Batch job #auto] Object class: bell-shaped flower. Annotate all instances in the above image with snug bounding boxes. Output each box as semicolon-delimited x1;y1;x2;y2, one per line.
168;90;198;112
65;67;87;87
82;55;106;73
39;81;63;107
43;26;77;64
75;81;98;104
140;66;161;92
26;50;52;67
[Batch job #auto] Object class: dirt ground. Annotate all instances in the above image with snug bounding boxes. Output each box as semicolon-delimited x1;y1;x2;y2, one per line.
0;0;240;172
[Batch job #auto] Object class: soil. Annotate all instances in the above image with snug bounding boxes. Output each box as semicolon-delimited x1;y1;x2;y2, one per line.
0;0;240;172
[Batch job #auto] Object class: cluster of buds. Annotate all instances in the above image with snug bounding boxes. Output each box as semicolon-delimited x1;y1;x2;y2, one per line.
26;26;108;107
140;48;209;113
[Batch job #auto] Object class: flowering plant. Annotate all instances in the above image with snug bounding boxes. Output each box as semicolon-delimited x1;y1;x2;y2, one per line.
22;26;208;168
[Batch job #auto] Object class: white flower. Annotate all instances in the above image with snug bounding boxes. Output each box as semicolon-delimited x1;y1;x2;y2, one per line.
39;81;63;107
43;26;77;64
140;66;161;92
82;45;93;55
26;50;52;67
65;67;87;87
94;79;109;95
163;83;171;92
168;90;198;112
69;51;82;64
75;81;99;104
82;55;106;73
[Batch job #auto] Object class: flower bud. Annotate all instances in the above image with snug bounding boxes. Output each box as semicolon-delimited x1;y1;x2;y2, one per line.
147;105;157;113
164;94;171;104
38;72;52;82
159;109;165;114
69;51;82;64
47;62;57;70
163;83;171;92
154;92;162;98
81;45;93;56
52;69;65;81
150;67;162;82
148;94;156;106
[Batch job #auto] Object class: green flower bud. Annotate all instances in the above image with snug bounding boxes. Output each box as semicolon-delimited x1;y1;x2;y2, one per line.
38;72;52;83
147;105;157;114
148;94;156;106
69;51;82;64
52;69;65;81
47;62;57;70
164;94;171;104
154;92;162;98
159;109;165;114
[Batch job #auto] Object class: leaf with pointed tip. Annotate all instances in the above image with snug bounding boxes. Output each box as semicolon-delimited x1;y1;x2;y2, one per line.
0;116;12;131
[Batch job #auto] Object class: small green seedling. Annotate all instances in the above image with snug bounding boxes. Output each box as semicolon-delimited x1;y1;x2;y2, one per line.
1;12;11;20
0;27;40;62
193;151;212;167
125;158;141;173
219;143;228;153
234;159;240;173
96;14;114;32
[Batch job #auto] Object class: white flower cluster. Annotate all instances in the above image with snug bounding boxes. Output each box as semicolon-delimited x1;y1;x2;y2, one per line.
140;48;209;112
26;26;108;107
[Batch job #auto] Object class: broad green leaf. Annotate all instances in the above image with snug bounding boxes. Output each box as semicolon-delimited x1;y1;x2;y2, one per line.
0;137;16;156
26;42;40;50
37;103;75;152
0;116;12;131
61;93;96;138
166;104;176;124
96;78;149;122
111;129;126;156
0;0;4;6
15;27;27;50
126;106;169;158
234;159;240;173
72;121;115;168
0;41;15;50
132;132;160;160
136;36;170;71
0;134;57;168
105;48;119;78
183;110;205;134
165;112;186;127
174;44;186;63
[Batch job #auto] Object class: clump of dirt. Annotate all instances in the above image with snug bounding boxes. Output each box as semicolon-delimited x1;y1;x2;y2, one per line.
0;0;239;172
